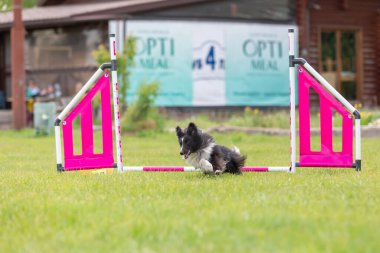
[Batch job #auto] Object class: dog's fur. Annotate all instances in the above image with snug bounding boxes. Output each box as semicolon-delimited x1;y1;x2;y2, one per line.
176;122;246;175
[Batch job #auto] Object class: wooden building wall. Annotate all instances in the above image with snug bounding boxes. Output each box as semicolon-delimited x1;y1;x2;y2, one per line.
297;0;380;105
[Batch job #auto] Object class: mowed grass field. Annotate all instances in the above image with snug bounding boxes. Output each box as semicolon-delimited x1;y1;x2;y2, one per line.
0;129;379;253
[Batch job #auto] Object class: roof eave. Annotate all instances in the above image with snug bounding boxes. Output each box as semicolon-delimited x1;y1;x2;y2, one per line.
0;18;105;31
0;0;217;31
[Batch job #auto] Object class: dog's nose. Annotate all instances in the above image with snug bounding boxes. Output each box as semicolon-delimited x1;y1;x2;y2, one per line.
180;151;183;155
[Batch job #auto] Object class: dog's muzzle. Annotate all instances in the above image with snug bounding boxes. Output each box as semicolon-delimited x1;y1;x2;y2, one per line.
180;151;191;159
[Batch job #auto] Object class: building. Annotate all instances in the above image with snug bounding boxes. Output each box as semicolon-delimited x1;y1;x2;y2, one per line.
0;0;379;113
297;0;380;105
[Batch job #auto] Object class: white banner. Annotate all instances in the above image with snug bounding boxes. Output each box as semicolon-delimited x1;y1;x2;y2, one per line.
192;23;226;106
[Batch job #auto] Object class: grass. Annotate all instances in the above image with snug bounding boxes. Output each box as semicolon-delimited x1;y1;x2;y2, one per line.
0;129;379;253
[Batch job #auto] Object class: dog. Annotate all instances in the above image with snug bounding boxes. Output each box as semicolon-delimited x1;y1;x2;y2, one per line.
175;122;246;175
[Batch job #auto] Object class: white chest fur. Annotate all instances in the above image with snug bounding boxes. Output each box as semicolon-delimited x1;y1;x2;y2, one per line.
184;143;215;168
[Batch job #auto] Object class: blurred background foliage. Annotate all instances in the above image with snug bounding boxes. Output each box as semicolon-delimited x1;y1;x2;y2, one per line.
122;81;164;133
0;0;38;11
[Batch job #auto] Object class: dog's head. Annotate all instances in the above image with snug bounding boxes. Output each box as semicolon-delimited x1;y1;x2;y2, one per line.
175;122;202;159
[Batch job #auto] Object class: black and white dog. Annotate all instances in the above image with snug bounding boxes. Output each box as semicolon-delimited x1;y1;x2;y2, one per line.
176;122;246;175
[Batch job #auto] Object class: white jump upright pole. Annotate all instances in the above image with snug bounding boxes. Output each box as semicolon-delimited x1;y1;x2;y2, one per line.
109;34;123;173
355;117;361;171
54;123;63;171
288;29;296;173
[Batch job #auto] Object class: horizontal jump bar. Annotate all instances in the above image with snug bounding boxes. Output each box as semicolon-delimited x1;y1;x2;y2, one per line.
122;166;290;172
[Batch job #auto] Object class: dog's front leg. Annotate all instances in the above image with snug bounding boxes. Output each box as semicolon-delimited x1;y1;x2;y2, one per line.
199;159;214;174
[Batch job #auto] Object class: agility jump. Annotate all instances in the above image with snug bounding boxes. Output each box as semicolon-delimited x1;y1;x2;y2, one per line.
54;29;361;173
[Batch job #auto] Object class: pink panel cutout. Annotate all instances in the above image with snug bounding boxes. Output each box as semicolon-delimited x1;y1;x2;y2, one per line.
298;66;353;167
62;73;114;170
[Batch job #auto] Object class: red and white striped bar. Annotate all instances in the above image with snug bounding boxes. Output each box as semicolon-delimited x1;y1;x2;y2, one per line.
123;166;197;172
122;166;290;172
242;167;290;172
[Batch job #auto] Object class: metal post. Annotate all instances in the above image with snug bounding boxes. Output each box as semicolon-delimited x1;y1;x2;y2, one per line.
109;34;123;172
288;29;296;173
11;0;26;129
54;124;63;172
355;118;361;171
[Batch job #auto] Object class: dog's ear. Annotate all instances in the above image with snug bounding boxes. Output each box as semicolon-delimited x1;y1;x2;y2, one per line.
187;122;198;136
176;126;184;138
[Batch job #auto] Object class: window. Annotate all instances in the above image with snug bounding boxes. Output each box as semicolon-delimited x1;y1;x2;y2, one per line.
320;29;361;100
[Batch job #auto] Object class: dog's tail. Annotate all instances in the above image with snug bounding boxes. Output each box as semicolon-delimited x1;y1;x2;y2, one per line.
227;147;246;174
232;146;240;154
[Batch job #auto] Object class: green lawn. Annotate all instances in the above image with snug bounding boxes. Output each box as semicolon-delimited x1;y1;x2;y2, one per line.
0;129;379;253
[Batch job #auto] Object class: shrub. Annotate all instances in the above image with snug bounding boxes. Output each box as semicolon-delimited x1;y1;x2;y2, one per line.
360;111;373;126
122;82;164;132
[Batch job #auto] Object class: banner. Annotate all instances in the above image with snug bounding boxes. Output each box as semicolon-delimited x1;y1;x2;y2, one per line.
192;23;226;106
225;23;292;106
109;20;297;106
123;21;193;106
